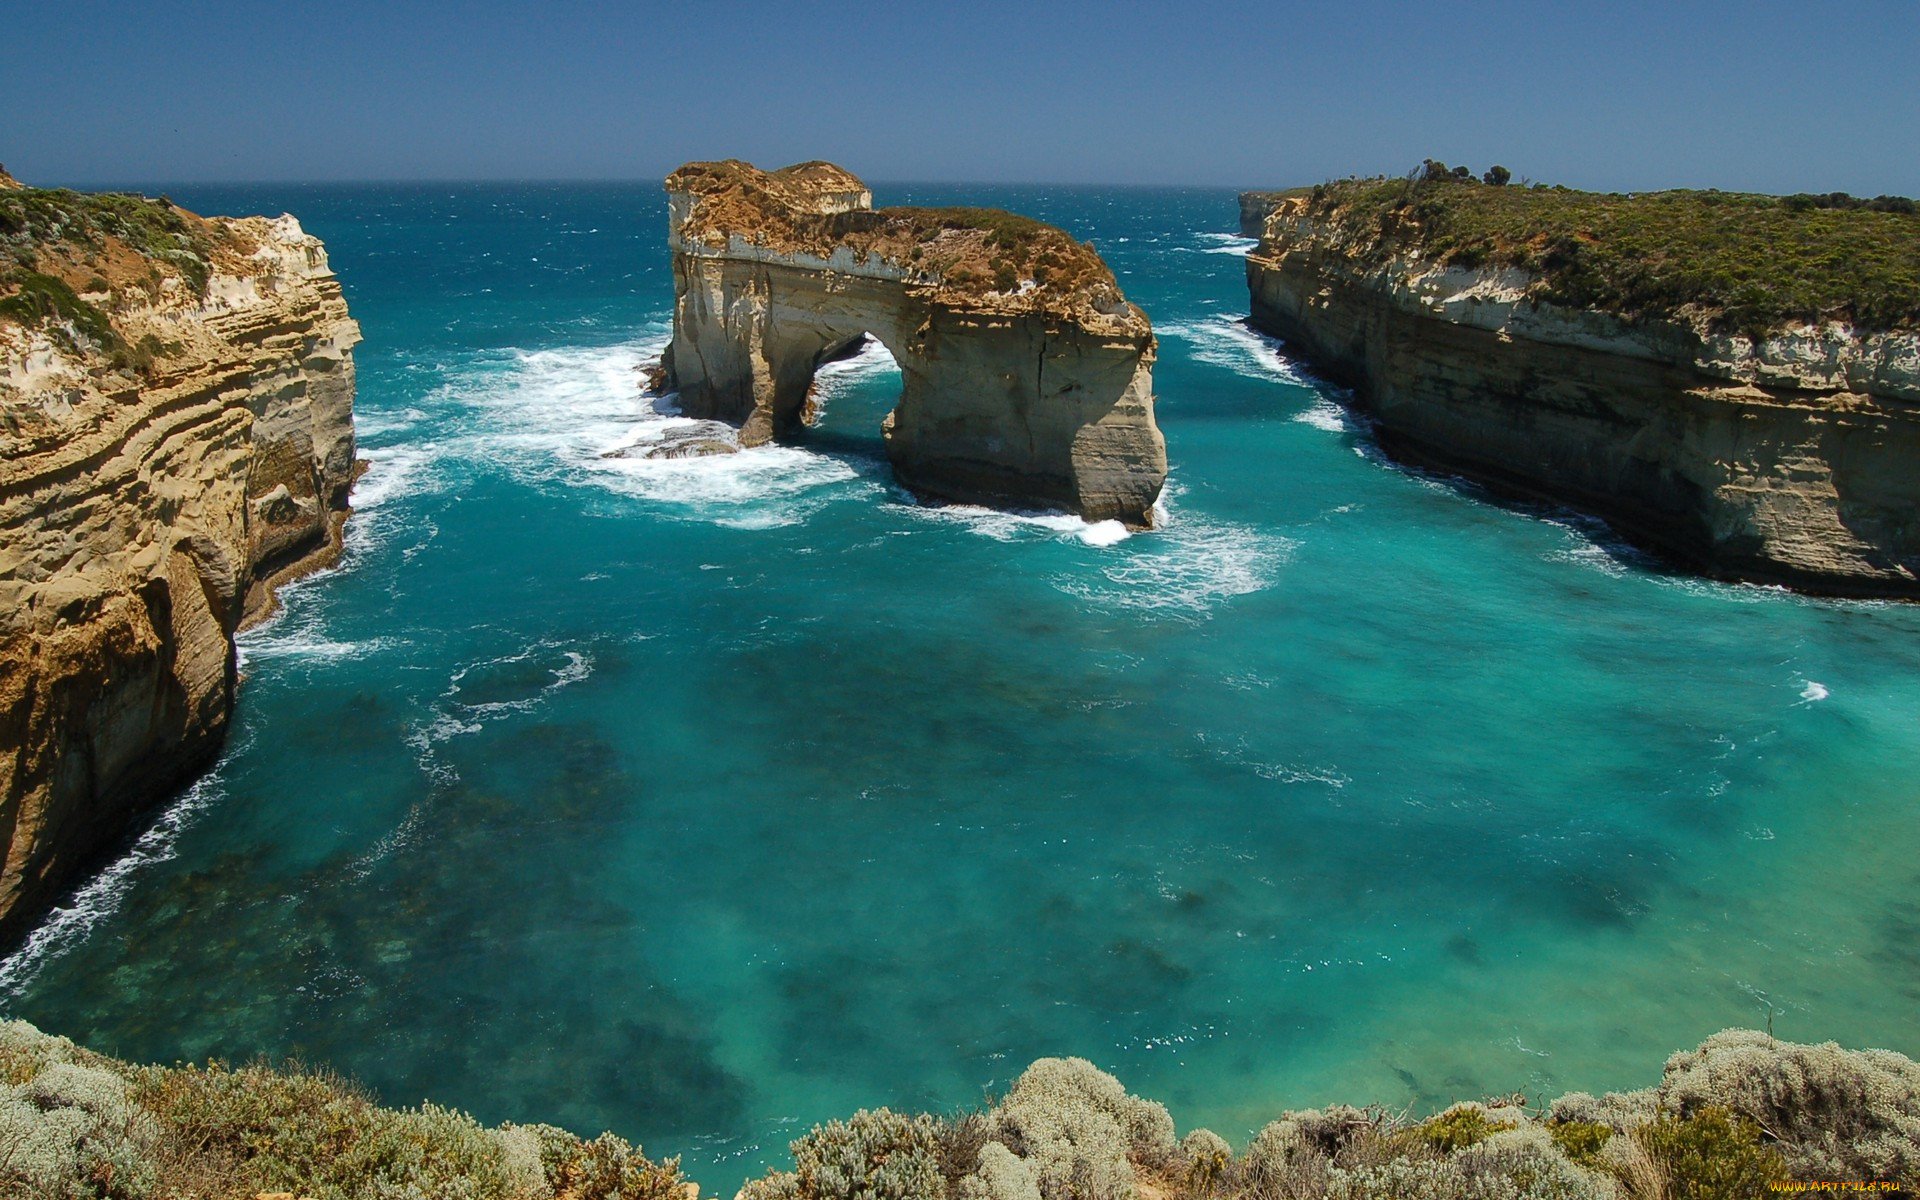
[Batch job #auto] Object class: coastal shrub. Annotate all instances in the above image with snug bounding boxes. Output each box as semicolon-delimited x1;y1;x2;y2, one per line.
1545;1088;1657;1130
742;1108;946;1200
0;1062;160;1199
1319;1143;1600;1200
1175;1128;1232;1196
957;1142;1041;1200
0;269;120;350
1543;1119;1612;1166
1290;175;1920;333
1238;1113;1345;1199
1412;1102;1519;1152
1631;1106;1788;1199
528;1126;685;1200
1655;1028;1920;1181
1482;166;1511;187
984;1057;1176;1200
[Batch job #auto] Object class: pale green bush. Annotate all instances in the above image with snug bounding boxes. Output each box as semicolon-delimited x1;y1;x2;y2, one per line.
1452;1127;1607;1200
957;1141;1041;1200
1656;1029;1920;1181
742;1108;946;1200
984;1057;1175;1200
1176;1128;1232;1196
1545;1089;1656;1130
1239;1116;1332;1200
0;1061;158;1199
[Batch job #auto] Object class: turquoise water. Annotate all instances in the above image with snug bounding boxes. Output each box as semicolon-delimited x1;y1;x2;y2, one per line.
4;183;1919;1186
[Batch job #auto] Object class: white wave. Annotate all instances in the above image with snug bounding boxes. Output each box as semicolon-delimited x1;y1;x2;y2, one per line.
351;405;429;438
1798;680;1830;704
1052;489;1292;616
352;442;442;510
1293;397;1350;432
813;337;900;388
238;598;398;665
1158;316;1310;386
910;502;1134;546
416;338;877;526
1177;233;1259;256
0;769;226;999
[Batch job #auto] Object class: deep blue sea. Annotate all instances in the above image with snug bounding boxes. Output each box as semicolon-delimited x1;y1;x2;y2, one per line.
4;182;1918;1187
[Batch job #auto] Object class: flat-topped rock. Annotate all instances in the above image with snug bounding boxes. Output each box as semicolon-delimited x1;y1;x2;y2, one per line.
659;160;1167;525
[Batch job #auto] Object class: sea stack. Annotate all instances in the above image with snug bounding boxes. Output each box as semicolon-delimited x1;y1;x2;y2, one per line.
0;179;359;938
1244;180;1920;596
660;160;1167;525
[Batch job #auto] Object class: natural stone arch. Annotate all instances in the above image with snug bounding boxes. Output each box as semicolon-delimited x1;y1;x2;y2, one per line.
660;161;1167;525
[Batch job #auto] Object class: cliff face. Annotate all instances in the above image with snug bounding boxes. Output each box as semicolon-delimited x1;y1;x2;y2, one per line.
1247;198;1920;595
1239;191;1290;238
0;188;358;940
662;161;1166;525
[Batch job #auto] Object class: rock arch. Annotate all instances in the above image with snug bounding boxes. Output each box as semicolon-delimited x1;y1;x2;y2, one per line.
659;161;1167;525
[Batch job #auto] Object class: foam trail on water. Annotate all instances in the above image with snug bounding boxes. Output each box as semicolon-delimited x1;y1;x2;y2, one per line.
349;334;878;529
1294;398;1351;432
1051;486;1292;616
0;769;228;999
908;502;1135;547
1177;233;1260;256
1158;316;1311;386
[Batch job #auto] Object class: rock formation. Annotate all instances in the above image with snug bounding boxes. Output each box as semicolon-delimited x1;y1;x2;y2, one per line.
1246;189;1920;596
660;161;1166;525
0;181;358;940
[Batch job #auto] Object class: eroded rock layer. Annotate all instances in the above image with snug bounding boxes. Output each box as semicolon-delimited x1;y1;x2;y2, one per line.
0;188;358;939
1246;194;1920;595
662;161;1166;524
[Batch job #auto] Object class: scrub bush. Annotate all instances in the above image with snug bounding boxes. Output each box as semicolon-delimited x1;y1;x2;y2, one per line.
1632;1106;1789;1199
741;1108;947;1200
1655;1029;1920;1182
1176;1128;1233;1196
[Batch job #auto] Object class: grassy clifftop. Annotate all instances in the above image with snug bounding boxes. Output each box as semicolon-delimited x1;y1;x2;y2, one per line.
1263;174;1920;336
667;160;1124;312
6;1020;1916;1198
0;179;259;373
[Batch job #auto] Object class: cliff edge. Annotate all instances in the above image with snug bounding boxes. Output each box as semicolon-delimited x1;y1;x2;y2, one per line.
661;161;1166;525
0;179;359;940
1246;177;1920;596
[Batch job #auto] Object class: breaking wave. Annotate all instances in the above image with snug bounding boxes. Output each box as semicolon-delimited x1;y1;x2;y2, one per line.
1051;486;1292;616
1158;316;1311;386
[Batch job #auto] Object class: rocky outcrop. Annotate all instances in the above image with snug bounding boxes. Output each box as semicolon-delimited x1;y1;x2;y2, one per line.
1238;190;1289;238
1247;196;1920;595
0;187;358;940
660;161;1166;524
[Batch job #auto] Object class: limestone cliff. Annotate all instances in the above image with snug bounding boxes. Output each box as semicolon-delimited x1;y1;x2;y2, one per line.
661;161;1166;525
0;181;358;939
1238;190;1288;238
1247;187;1920;596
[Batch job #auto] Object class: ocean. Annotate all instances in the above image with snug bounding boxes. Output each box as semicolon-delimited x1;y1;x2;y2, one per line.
3;181;1917;1187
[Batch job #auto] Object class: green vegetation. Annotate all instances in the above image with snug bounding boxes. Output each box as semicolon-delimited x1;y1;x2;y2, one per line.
1635;1108;1788;1199
0;270;118;350
0;1020;686;1199
667;160;1120;307
1284;168;1920;336
7;1022;1915;1198
0;185;226;355
1411;1104;1503;1152
1543;1120;1612;1167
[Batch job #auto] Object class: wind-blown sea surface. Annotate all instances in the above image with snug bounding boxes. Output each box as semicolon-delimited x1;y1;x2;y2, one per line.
4;183;1919;1185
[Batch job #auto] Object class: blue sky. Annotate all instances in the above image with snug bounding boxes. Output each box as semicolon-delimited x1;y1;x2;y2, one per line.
6;0;1916;192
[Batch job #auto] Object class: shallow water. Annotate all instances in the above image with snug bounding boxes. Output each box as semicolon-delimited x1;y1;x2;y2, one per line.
5;183;1918;1186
